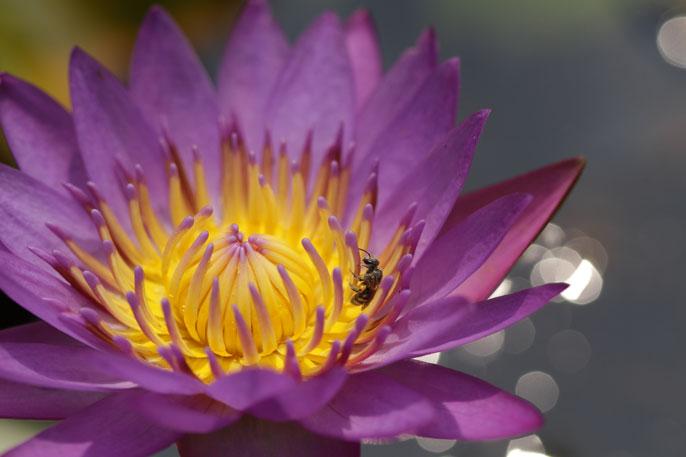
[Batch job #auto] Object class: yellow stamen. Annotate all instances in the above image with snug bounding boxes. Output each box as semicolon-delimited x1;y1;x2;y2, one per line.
54;131;415;382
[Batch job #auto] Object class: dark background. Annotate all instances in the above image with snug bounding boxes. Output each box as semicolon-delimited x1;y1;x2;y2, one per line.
1;1;684;456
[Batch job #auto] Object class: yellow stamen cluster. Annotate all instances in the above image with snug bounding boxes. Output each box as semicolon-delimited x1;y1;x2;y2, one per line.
49;128;418;382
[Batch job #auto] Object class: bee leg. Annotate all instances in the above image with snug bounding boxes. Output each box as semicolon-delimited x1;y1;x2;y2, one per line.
349;283;362;293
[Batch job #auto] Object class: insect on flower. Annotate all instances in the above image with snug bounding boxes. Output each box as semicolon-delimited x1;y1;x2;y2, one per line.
350;248;383;307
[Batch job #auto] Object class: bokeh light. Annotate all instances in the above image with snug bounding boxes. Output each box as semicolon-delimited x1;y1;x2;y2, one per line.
415;437;456;453
657;16;686;68
507;434;546;454
504;317;536;354
547;329;592;373
528;224;605;306
515;371;560;413
462;330;505;357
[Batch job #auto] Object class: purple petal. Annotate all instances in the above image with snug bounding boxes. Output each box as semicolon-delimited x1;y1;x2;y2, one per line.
218;0;288;152
4;391;180;457
177;416;360;457
0;322;81;346
448;157;586;301
360;284;567;370
299;370;434;440
381;361;543;440
69;48;168;222
206;368;296;411
0;250;107;350
130;391;240;434
248;367;348;421
98;353;204;396
345;10;382;111
130;6;221;200
265;12;355;167
0;338;131;391
0;73;87;191
373;110;489;255
0;379;106;420
409;193;532;307
354;28;437;157
353;58;459;220
0;164;96;268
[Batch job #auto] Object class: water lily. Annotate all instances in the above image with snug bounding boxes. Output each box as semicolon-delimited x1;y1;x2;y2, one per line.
0;1;584;456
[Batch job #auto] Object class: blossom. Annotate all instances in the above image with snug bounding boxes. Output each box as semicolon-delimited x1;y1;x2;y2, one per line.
0;1;584;456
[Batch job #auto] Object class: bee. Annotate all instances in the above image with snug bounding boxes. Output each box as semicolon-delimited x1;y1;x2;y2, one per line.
350;248;383;307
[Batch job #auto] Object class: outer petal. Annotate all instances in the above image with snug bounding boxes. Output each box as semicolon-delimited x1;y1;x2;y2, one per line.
0;321;80;346
345;10;382;111
0;379;106;420
248;367;348;421
360;283;567;370
0;339;131;391
0;74;87;191
350;58;459;220
177;416;360;457
218;0;288;152
97;353;204;396
409;193;532;307
381;361;543;440
299;370;434;440
4;391;180;457
373;110;489;254
0;250;107;350
448;157;585;301
0;268;197;394
130;391;240;434
265;12;355;168
354;28;437;156
130;6;221;199
69;48;168;222
0;164;95;268
205;368;296;411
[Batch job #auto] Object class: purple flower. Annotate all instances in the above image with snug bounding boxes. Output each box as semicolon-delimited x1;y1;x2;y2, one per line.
0;2;584;456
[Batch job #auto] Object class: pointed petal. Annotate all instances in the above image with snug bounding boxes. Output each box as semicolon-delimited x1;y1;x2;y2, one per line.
449;157;586;301
130;391;240;434
352;58;459;217
178;416;360;457
359;284;567;370
345;10;382;110
218;0;288;151
300;370;434;440
206;368;296;411
381;361;543;440
354;28;437;156
0;379;106;420
0;250;106;350
69;48;167;221
0;74;87;191
130;6;221;199
266;13;355;166
0;164;96;268
248;367;348;421
4;391;180;457
373;110;489;255
410;193;532;307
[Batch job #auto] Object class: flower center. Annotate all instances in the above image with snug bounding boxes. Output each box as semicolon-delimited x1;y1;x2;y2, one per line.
47;126;419;382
